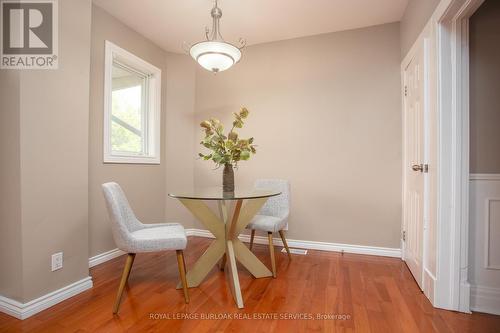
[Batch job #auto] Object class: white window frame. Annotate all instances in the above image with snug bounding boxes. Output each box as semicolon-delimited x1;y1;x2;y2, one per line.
103;40;161;164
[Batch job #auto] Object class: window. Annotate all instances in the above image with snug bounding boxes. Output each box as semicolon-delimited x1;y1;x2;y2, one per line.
104;41;161;164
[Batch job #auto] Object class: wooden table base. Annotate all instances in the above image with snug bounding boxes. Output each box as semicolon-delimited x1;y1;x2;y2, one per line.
176;197;272;308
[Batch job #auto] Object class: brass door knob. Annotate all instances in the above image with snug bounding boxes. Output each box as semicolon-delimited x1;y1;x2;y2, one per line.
412;164;429;173
412;164;423;172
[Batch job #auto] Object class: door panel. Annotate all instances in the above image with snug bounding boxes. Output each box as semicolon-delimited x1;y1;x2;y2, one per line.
403;44;425;289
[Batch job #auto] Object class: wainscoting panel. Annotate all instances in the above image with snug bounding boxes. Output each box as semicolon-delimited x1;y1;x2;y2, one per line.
469;174;500;315
485;199;500;270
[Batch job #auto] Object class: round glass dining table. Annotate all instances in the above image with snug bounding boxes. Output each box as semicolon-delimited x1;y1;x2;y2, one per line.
168;186;281;308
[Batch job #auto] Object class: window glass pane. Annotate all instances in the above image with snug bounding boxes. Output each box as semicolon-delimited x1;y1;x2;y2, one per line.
111;62;147;154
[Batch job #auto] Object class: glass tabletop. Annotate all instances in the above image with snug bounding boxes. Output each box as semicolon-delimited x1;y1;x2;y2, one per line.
168;186;281;200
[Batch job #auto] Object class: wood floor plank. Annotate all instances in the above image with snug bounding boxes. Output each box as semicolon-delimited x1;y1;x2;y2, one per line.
0;237;499;333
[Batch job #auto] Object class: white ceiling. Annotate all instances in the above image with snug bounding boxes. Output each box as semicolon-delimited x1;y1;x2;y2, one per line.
93;0;409;53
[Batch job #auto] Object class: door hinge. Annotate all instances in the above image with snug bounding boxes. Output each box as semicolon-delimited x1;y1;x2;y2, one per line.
404;85;408;97
402;230;406;241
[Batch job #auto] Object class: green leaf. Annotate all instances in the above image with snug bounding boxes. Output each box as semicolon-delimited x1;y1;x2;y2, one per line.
228;131;238;141
199;108;255;167
240;150;250;160
239;107;249;119
200;120;211;129
212;152;223;163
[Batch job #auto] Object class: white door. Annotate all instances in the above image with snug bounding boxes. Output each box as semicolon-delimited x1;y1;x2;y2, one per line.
403;44;426;289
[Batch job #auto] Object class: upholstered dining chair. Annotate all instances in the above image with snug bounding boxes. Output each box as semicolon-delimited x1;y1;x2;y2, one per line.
247;179;291;277
102;182;189;314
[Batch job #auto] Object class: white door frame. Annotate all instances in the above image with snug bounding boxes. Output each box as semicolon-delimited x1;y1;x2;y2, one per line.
433;0;485;312
401;0;485;312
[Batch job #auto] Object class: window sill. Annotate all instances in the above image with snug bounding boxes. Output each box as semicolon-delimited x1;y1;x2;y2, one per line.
103;155;160;165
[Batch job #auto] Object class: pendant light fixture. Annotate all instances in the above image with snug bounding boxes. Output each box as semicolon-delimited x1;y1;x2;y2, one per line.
187;1;245;73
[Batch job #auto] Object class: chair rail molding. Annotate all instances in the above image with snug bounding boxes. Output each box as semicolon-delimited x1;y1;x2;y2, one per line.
0;277;93;320
470;174;500;181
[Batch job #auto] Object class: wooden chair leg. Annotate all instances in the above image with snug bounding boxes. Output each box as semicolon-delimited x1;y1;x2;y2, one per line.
113;253;136;314
249;229;256;250
176;250;190;303
278;230;292;260
268;232;277;278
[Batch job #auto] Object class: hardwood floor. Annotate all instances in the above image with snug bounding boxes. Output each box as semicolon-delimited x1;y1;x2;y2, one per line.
1;236;499;333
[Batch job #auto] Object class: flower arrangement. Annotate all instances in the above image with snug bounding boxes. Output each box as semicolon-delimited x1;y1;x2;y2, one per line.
199;107;256;191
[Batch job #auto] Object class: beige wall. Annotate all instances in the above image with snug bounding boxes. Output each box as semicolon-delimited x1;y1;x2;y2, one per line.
0;0;93;302
469;0;500;174
88;6;196;257
194;23;402;248
400;0;440;59
0;0;408;309
164;53;197;228
0;70;23;300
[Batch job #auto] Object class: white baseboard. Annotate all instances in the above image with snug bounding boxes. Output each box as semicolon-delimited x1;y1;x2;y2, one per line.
459;281;472;313
89;248;126;268
186;228;401;258
0;276;93;320
470;285;500;315
86;228;401;271
423;268;437;304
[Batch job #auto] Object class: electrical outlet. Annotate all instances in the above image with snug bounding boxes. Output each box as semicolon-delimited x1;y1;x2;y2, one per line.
51;252;63;271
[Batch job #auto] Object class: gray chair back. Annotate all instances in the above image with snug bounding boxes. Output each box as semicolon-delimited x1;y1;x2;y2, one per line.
102;182;142;251
255;179;290;226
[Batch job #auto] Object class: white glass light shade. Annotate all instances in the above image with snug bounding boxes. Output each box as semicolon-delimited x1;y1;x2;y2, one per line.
190;41;241;72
